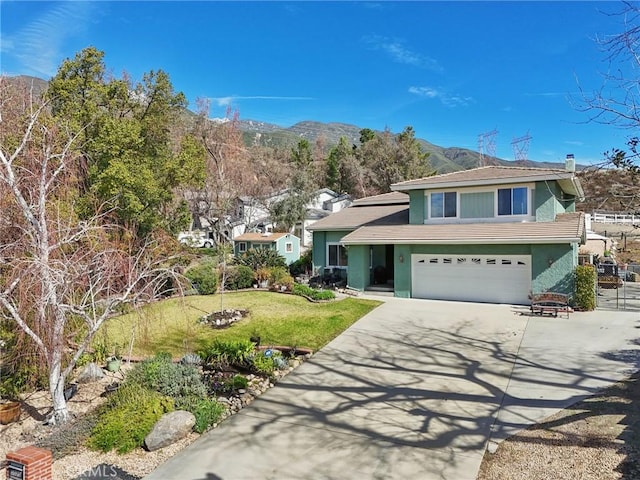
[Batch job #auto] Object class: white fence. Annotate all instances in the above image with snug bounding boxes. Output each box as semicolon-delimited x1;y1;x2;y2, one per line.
591;212;640;225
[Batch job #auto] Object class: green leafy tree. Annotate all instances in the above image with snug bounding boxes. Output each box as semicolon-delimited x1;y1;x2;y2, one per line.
270;140;318;231
325;136;359;195
355;126;433;195
46;47;205;236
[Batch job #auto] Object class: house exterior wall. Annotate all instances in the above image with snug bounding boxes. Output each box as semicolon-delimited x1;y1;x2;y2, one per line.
309;191;334;210
346;245;369;291
345;241;577;299
530;243;576;295
534;181;565;221
408;181;566;224
276;234;301;265
312;231;349;275
326;198;352;212
409;190;426;224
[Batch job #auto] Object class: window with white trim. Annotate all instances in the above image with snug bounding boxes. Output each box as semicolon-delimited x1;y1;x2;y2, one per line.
498;187;528;216
238;242;247;253
430;192;457;218
285;242;293;253
327;243;348;267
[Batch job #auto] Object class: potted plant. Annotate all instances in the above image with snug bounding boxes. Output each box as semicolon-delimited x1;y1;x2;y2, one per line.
255;268;270;289
105;344;122;372
0;339;21;425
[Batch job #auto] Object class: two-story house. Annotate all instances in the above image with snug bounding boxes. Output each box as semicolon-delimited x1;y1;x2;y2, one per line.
309;159;586;305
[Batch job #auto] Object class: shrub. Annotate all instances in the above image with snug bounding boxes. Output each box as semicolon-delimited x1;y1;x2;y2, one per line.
268;267;294;289
251;349;287;376
88;383;174;454
254;267;271;284
292;283;335;301
185;260;219;295
191;398;227;433
198;339;256;369
289;249;312;277
171;395;226;434
234;248;287;270
223;265;255;290
575;265;596;311
180;353;202;366
126;352;208;399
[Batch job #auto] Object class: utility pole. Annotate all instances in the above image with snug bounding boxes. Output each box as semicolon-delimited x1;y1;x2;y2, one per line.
511;132;532;163
478;129;498;166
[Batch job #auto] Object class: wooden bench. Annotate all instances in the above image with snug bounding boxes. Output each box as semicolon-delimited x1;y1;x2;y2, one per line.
530;292;571;318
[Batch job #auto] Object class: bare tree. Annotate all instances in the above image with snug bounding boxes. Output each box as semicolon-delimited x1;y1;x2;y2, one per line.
574;1;640;211
185;100;268;242
0;79;178;423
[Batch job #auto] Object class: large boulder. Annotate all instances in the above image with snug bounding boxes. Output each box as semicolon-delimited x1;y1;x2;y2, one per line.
144;410;195;452
76;362;105;383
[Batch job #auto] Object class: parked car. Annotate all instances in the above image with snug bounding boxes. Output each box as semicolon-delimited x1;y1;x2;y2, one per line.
178;231;214;248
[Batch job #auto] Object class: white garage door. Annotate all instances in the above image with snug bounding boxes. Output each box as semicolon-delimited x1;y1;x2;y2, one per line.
411;254;531;305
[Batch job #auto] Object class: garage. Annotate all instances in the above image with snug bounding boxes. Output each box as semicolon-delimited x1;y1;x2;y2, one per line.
411;254;531;304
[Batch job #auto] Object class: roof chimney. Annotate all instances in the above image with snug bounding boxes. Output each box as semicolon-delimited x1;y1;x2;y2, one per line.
565;153;575;172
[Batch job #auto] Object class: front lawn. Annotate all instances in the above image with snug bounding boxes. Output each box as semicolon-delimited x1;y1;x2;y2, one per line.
103;291;381;357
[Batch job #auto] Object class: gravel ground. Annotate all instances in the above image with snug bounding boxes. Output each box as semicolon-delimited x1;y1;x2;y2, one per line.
0;359;307;480
478;371;640;480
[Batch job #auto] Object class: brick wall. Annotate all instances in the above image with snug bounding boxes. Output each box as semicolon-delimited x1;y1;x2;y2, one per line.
6;446;52;480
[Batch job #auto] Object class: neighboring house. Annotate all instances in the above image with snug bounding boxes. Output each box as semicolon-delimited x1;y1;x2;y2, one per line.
579;232;614;264
233;232;301;265
236;188;352;248
309;159;586;305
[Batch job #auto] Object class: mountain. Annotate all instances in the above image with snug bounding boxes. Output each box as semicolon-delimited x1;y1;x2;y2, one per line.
238;119;566;173
3;75;565;173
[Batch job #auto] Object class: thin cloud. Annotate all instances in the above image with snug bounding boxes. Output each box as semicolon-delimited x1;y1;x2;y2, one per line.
525;92;574;97
564;140;584;146
208;95;314;107
409;86;473;107
362;35;442;72
2;3;97;77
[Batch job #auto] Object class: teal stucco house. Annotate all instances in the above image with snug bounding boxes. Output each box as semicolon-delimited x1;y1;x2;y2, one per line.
309;161;586;305
233;232;301;265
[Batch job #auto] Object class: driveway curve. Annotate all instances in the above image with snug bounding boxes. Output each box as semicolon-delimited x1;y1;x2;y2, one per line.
145;296;640;480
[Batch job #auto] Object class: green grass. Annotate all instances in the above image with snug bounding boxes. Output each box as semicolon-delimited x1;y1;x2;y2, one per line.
103;291;381;357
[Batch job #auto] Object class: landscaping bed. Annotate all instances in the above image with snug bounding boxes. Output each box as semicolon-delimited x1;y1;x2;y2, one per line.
0;346;312;480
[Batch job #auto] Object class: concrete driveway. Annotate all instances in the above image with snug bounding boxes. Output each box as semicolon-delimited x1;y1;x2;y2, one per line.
144;297;640;480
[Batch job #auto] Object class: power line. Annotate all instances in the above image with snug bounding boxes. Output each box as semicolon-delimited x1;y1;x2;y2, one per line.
478;129;498;166
511;132;532;162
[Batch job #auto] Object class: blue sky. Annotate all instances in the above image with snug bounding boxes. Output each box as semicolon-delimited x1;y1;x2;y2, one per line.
0;1;632;165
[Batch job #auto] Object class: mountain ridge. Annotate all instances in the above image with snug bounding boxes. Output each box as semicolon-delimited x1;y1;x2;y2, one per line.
238;118;566;173
3;75;566;173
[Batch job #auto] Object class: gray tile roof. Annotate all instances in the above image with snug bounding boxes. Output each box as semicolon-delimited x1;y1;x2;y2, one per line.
307;204;409;231
391;166;577;190
352;191;409;206
340;212;585;245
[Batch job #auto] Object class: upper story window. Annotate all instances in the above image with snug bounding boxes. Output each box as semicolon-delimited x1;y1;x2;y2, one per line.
430;192;457;218
498;187;528;216
285;242;293;253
